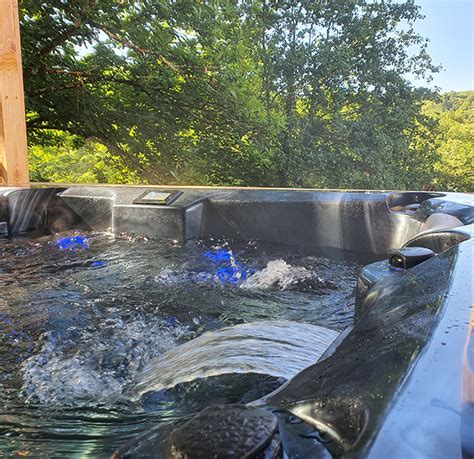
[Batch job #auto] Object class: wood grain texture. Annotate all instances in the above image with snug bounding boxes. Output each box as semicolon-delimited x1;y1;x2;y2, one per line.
0;0;29;186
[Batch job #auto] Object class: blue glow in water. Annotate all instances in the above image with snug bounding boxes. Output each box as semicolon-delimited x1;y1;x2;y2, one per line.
90;260;107;268
0;315;11;325
389;266;405;272
203;249;232;264
56;235;89;252
203;249;253;286
215;265;248;285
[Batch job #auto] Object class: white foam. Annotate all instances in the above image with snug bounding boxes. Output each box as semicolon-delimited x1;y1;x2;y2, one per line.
240;259;325;290
21;317;188;406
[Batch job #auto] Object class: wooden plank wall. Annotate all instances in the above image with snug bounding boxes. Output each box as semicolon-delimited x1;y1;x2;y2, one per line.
0;0;29;186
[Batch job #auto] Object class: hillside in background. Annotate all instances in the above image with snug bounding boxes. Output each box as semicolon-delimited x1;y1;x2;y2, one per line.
423;91;473;192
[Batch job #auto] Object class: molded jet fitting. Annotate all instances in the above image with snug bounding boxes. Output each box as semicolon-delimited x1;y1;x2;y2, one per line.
389;247;435;270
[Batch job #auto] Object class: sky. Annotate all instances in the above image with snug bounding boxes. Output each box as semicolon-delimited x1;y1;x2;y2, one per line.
412;0;473;92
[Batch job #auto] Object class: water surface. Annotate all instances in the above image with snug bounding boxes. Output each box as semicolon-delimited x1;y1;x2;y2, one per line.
0;232;360;456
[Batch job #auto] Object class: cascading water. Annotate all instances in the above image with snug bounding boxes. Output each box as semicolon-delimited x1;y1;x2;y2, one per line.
6;189;56;234
133;321;338;397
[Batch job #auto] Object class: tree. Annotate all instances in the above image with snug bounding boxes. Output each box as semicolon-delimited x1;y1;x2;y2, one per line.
28;130;139;183
22;0;277;185
423;91;474;192
21;0;441;189
251;0;440;188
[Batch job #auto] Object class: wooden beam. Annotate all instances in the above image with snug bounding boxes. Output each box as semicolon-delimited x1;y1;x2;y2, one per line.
0;0;29;187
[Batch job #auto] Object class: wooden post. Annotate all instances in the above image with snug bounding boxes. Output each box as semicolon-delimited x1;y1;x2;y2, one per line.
0;0;29;187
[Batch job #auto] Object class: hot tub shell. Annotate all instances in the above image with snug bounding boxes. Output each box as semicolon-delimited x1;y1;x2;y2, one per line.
0;185;472;458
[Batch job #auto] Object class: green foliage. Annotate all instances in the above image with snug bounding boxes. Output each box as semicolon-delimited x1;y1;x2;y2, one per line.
422;92;474;192
21;0;469;191
28;131;139;184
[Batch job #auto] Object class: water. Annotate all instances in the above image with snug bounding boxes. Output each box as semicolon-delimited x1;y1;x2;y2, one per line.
0;231;360;456
134;321;339;396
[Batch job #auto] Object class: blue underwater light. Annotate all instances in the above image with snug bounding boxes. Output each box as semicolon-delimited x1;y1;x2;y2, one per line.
56;235;89;252
215;265;249;285
203;249;253;285
203;249;232;264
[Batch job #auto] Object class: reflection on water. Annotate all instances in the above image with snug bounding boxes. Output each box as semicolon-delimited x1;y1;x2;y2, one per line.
0;232;359;456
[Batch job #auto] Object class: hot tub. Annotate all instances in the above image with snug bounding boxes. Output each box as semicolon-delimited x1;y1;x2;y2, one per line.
0;186;472;458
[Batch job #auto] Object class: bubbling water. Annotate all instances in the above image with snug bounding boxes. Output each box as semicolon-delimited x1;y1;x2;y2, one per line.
21;314;188;406
0;232;360;455
240;259;335;291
